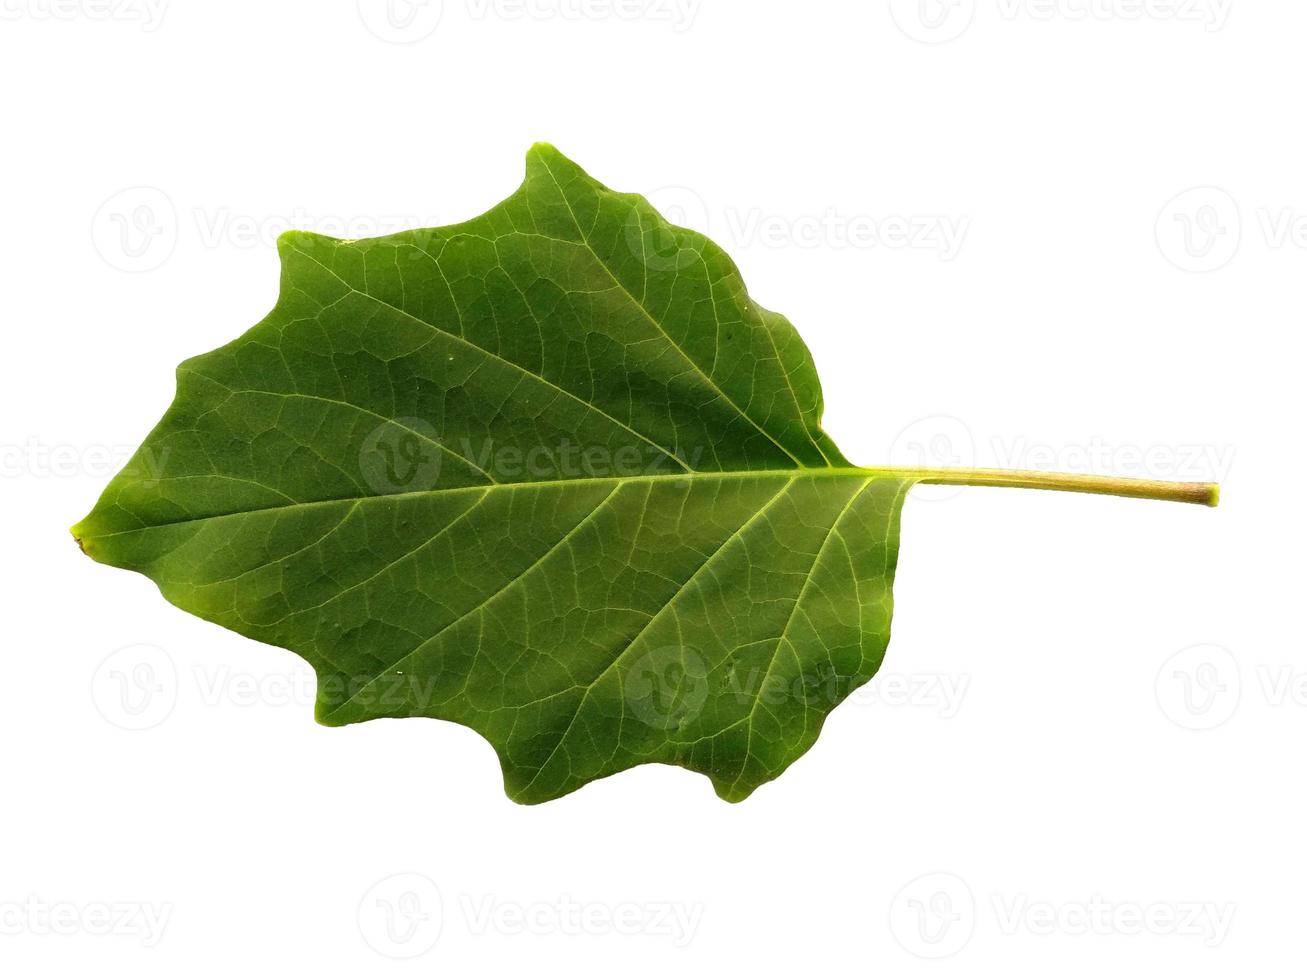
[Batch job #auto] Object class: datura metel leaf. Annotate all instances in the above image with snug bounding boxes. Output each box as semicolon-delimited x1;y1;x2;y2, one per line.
73;144;1218;803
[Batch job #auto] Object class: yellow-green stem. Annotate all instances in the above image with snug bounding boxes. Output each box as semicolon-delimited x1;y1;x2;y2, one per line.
868;466;1219;506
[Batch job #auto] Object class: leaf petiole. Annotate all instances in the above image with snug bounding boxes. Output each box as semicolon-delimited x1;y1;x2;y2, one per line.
875;466;1219;506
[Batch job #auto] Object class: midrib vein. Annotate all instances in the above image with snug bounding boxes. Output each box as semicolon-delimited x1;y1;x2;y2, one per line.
85;468;881;540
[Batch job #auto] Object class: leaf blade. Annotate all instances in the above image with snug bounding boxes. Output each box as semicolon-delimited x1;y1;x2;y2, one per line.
74;145;909;803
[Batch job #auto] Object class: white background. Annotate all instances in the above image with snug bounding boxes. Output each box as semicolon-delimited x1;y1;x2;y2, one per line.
1;1;1299;976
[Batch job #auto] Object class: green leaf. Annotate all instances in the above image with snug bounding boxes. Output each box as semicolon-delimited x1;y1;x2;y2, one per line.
73;144;1217;803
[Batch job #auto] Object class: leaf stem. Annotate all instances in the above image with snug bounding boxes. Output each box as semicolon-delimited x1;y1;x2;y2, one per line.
873;466;1219;506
